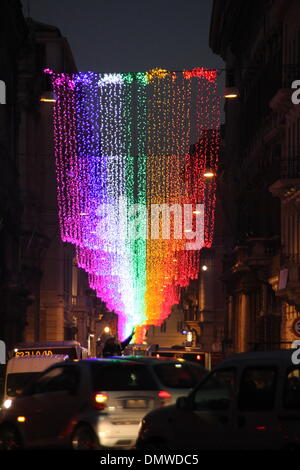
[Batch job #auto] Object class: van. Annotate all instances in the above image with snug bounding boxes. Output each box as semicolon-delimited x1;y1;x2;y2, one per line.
137;349;300;450
2;355;69;409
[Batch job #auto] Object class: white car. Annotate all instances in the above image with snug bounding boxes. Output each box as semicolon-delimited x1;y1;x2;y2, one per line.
136;350;300;450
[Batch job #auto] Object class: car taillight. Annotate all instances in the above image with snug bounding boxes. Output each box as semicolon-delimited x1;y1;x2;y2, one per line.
93;392;108;410
157;390;172;406
158;391;171;399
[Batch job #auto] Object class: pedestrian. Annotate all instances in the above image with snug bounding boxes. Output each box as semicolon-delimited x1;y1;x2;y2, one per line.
102;329;135;358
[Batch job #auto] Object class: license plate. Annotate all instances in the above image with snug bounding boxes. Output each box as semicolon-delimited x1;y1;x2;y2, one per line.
124;399;147;409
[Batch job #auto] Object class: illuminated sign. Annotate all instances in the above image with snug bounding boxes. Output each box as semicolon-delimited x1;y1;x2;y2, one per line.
15;350;54;357
13;347;76;359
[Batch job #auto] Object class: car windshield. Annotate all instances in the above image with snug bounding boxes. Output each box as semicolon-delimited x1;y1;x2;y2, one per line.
90;363;158;391
153;363;204;389
6;372;40;397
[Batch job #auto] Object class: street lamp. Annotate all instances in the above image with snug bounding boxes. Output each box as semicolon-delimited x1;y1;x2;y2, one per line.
103;326;111;334
224;86;240;99
39;91;56;103
186;331;193;343
203;169;216;178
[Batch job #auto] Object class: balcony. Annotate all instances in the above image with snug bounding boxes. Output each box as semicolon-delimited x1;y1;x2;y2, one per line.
184;308;201;322
231;238;279;274
184;309;215;324
269;157;300;200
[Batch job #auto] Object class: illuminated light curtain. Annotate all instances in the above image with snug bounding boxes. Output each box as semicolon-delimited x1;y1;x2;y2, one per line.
47;67;220;342
183;68;220;248
145;70;195;330
127;73;148;340
50;71;80;244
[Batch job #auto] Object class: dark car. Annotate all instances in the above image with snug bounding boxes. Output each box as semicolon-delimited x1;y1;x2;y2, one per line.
136;350;300;451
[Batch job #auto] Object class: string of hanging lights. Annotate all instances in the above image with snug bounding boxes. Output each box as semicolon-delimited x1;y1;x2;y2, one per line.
45;67;221;341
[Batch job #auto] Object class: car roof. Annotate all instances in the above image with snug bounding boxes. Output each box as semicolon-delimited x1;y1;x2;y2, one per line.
6;355;70;372
64;356;205;367
78;358;148;365
41;358;143;370
99;356;205;367
214;350;296;368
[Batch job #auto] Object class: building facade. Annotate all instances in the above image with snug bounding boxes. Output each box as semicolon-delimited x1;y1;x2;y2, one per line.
210;0;300;354
0;0;28;351
15;17;113;353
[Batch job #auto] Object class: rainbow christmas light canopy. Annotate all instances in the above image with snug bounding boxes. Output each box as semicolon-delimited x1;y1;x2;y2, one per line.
46;68;221;341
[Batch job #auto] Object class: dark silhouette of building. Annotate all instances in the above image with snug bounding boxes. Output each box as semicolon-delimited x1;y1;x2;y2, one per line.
0;0;28;351
0;5;116;355
210;0;300;353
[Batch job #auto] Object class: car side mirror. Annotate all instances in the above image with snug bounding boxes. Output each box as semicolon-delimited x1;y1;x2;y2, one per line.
176;396;194;411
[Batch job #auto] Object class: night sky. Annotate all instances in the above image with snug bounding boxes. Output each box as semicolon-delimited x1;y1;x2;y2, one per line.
21;0;224;74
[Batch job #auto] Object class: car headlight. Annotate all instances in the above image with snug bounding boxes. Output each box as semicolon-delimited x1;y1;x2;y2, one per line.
3;399;12;409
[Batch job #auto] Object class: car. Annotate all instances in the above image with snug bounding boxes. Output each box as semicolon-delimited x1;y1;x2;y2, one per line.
136;349;300;451
111;356;207;404
0;357;206;450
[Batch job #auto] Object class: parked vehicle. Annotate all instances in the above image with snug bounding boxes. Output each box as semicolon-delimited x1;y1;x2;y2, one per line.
2;355;69;410
123;344;149;357
0;357;206;450
12;340;88;360
136;350;300;450
149;347;223;369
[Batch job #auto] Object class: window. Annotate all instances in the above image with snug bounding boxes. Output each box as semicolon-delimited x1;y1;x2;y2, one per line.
238;367;277;411
161;321;167;333
7;372;40;397
153;363;205;389
90;363;157;391
27;366;80;395
193;369;236;411
284;367;300;410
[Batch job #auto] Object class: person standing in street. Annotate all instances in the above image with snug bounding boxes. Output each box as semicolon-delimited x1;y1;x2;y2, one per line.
102;329;135;357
